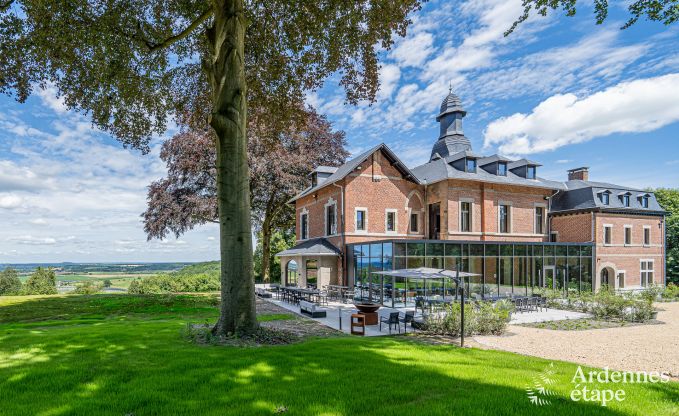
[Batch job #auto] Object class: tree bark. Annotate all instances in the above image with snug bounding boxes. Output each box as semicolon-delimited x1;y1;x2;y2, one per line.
261;215;272;284
205;0;257;335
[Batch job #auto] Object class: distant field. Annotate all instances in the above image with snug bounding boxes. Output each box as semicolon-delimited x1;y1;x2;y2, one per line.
16;273;154;291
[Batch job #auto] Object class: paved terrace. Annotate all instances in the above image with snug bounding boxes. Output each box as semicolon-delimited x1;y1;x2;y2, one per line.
258;285;591;336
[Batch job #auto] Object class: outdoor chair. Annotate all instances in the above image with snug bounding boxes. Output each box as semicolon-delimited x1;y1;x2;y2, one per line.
343;290;355;304
380;312;401;334
399;310;415;333
415;296;426;314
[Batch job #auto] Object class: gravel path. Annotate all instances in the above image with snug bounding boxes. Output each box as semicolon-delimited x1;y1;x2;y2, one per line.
475;302;679;378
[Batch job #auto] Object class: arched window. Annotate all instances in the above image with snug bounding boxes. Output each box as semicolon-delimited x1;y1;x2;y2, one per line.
286;260;298;286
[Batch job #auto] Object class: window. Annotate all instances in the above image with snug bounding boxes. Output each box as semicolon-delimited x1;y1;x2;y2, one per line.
409;212;419;233
325;204;336;235
641;196;649;208
535;206;545;234
624;226;632;245
623;194;630;207
465;158;476;173
355;209;366;232
497;162;507;176
644;227;651;246
300;213;308;240
604;225;612;245
601;192;610;205
499;204;510;233
460;201;471;232
526;166;536;179
640;260;654;286
550;232;558;242
386;210;396;232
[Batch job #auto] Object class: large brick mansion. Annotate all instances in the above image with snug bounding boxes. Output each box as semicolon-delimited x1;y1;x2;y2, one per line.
278;92;667;300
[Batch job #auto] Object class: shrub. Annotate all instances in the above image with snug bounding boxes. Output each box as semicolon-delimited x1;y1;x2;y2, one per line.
23;267;57;295
424;300;514;337
0;267;22;295
103;279;112;288
127;272;220;294
74;280;103;295
662;283;679;300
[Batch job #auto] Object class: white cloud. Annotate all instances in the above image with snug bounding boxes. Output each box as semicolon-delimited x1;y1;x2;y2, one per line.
390;32;435;67
35;84;68;114
555;159;573;164
0;193;23;209
484;73;679;154
8;235;57;245
377;64;401;100
29;218;49;225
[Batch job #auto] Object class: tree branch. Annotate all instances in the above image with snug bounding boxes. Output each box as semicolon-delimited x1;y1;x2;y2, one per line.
144;8;213;52
0;0;14;12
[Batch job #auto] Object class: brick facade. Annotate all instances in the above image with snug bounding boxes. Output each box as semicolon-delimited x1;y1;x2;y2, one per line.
551;212;665;289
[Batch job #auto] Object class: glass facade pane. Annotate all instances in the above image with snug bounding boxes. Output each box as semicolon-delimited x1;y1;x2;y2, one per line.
544;245;554;257
427;243;445;256
580;245;592;257
581;259;592;292
444;257;460;271
394;256;406;270
556;258;567;291
426;256;444;268
555;245;567;257
514;245;527;256
500;244;513;257
484;257;498;296
485;244;499;256
407;257;424;268
469;257;483;297
370;243;383;258
499;257;512;296
407;242;425;256
394;243;406;256
469;244;484;257
568;257;579;292
445;243;462;257
513;256;528;296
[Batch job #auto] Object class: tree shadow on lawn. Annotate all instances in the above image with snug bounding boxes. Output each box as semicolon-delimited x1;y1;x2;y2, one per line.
0;297;677;416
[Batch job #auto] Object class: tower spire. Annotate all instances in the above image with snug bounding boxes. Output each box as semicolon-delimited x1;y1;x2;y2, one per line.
430;91;472;161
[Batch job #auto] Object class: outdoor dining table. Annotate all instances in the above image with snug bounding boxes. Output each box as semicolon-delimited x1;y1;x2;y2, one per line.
326;284;350;300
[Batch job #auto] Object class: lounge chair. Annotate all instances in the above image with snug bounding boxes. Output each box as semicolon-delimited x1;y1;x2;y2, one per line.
399;310;415;333
380;312;401;334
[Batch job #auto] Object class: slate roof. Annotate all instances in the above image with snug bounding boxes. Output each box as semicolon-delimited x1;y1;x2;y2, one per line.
477;155;513;166
289;143;419;202
314;166;339;174
550;180;666;214
437;92;466;120
411;152;566;190
276;238;341;257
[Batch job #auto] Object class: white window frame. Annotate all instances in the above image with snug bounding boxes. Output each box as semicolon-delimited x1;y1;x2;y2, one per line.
624;225;632;246
534;204;546;235
459;198;473;233
640;260;654;287
324;198;337;236
497;201;512;234
385;209;398;234
603;224;613;246
300;208;309;240
643;225;651;246
354;207;367;233
409;211;419;234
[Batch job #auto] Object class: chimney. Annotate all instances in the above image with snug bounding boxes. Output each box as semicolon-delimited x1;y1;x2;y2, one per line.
567;167;589;181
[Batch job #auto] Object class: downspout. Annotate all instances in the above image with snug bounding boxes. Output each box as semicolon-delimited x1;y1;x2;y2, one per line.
662;214;667;287
332;182;346;286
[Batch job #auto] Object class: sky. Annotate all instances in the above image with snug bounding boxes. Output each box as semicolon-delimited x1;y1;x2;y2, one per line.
1;0;678;263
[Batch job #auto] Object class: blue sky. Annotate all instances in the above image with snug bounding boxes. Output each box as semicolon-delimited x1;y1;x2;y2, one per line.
1;0;678;263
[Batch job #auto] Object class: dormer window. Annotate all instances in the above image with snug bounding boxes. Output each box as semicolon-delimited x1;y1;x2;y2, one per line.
465;158;476;173
526;166;536;179
622;194;630;207
641;195;649;208
497;162;507;176
600;191;610;205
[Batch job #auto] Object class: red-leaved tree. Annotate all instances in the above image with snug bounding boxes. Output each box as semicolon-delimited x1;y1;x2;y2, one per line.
143;106;348;282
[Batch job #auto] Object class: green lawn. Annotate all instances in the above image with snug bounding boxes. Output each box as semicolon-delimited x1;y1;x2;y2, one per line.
0;295;676;415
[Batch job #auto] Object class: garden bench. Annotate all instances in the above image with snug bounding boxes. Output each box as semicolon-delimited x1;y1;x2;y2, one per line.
255;287;272;298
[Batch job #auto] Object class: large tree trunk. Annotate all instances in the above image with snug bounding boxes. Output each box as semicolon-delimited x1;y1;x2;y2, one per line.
260;210;273;283
206;0;257;335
